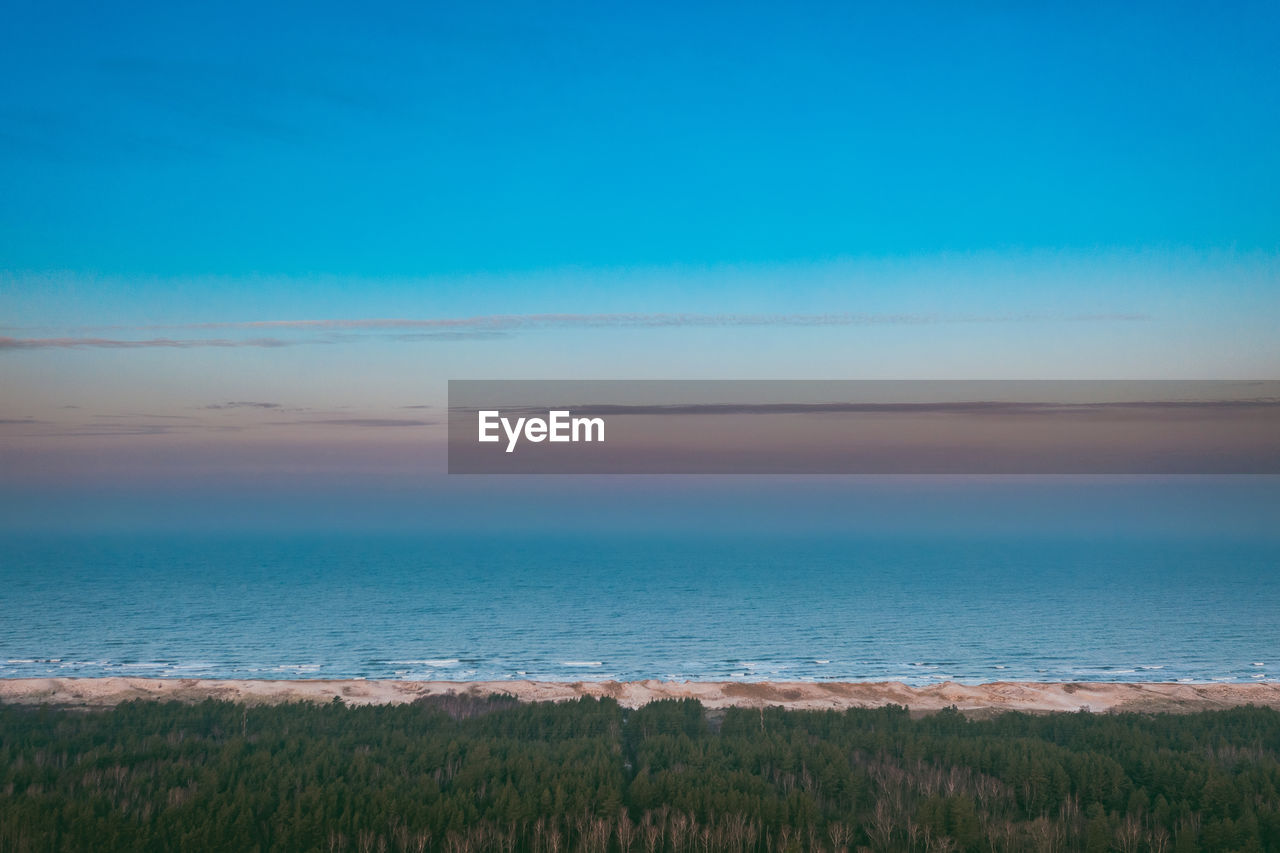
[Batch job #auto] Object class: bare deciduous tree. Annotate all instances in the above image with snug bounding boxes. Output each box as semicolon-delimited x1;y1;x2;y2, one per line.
868;799;896;852
616;809;636;852
1115;815;1143;853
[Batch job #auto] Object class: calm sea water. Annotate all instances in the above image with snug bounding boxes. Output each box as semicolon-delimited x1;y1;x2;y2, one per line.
1;533;1277;684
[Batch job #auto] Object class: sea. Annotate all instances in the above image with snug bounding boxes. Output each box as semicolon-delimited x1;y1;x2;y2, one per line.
1;533;1277;685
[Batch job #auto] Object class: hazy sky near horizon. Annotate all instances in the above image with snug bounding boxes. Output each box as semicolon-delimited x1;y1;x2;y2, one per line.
2;1;1279;527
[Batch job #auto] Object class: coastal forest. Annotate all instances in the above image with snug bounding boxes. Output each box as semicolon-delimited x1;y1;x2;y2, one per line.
1;696;1278;852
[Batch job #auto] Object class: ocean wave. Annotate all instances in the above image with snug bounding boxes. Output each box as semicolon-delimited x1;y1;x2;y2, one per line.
6;658;68;664
561;661;603;667
389;659;460;667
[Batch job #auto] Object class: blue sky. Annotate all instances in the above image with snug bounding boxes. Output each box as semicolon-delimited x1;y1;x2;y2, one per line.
1;1;1278;529
2;1;1278;275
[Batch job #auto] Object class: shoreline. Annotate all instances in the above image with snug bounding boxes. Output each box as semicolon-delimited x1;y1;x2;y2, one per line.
3;677;1279;714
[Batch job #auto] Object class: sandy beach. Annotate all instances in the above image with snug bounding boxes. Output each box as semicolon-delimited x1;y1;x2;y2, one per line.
3;677;1279;714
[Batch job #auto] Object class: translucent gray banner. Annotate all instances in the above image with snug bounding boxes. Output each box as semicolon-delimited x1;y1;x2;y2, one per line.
448;380;1280;474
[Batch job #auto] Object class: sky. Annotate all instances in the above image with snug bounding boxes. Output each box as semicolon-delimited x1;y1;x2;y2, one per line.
1;1;1278;532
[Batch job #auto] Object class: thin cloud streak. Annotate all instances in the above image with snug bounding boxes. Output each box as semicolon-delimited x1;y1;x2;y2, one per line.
203;401;283;410
270;418;436;428
2;312;1151;352
1;414;436;438
12;422;247;438
0;336;306;350
480;399;1280;418
140;311;1153;331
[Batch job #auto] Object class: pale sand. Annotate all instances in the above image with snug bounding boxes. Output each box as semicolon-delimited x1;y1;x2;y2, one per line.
2;678;1280;714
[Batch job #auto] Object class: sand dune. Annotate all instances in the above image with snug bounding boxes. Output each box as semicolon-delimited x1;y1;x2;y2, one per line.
3;678;1279;714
